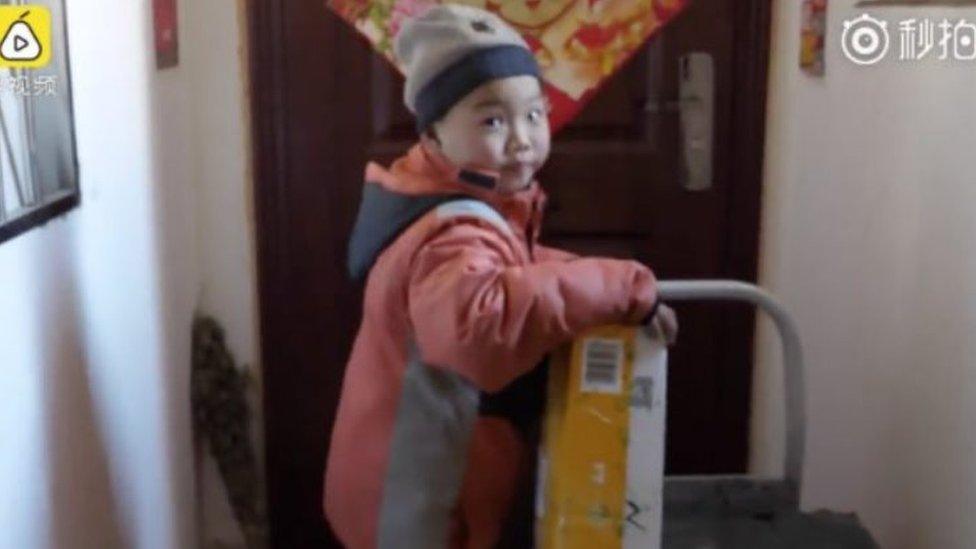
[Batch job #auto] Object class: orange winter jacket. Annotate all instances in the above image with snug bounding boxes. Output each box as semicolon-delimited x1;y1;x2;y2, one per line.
323;141;657;549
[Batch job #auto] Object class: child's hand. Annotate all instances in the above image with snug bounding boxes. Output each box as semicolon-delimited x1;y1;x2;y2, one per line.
643;303;678;346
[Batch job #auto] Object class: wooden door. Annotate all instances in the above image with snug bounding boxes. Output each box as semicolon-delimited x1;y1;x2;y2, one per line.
248;1;772;547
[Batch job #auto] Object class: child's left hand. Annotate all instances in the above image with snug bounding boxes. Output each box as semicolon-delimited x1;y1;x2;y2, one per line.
644;303;678;346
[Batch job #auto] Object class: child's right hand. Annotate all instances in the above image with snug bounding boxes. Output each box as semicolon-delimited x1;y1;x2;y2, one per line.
644;302;678;346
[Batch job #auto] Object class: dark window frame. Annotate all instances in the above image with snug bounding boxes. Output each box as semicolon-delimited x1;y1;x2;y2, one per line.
0;191;79;243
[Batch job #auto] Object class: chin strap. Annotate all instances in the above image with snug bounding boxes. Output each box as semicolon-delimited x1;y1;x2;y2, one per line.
458;168;498;190
420;136;501;191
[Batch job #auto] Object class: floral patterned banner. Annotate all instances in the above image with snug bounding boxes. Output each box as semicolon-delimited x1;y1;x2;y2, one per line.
327;0;689;132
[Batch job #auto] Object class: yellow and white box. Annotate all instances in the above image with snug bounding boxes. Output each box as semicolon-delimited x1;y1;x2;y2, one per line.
536;326;668;549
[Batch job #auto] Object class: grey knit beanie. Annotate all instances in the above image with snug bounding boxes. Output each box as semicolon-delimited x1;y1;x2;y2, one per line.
393;4;541;132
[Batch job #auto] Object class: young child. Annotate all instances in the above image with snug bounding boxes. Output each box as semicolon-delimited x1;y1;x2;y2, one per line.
324;5;676;548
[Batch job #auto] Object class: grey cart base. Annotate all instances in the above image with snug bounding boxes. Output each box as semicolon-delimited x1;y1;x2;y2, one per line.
662;477;879;548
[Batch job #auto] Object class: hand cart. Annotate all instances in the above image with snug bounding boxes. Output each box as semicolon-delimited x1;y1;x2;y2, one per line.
657;280;878;548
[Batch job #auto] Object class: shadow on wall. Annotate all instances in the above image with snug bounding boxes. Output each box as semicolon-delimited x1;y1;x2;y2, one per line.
38;221;126;549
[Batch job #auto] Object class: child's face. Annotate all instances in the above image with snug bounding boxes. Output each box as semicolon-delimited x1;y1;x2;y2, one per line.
431;75;551;194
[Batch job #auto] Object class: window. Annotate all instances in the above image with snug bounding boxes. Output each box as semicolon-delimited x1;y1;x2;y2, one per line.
0;0;78;245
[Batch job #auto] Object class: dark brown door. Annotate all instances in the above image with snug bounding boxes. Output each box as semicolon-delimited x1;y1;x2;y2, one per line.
249;1;771;547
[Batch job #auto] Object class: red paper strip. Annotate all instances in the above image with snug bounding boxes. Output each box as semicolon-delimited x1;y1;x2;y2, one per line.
154;0;178;69
801;0;827;75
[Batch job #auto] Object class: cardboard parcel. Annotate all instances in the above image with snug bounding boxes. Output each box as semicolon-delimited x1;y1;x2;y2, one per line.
536;326;668;549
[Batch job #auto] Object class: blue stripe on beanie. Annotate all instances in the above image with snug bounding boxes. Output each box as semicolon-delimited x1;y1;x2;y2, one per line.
415;45;540;133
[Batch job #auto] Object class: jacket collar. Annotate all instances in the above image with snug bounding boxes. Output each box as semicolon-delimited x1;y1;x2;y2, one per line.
368;141;547;238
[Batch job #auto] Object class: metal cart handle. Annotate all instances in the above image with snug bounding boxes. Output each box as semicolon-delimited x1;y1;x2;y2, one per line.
657;280;806;492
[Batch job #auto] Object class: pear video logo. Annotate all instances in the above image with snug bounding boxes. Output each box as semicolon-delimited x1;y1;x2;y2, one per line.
0;6;50;68
2;12;41;61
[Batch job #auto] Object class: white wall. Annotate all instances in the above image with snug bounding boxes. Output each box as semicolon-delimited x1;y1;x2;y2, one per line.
753;1;976;547
0;0;258;547
0;0;194;547
0;222;129;549
181;0;261;546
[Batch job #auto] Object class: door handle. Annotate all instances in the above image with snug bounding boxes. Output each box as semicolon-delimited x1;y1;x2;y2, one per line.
643;52;715;191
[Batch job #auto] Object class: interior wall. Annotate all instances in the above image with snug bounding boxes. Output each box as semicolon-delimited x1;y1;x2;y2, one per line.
753;2;976;547
0;1;197;547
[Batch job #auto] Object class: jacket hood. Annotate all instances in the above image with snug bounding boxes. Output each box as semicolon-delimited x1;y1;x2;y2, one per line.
347;141;545;280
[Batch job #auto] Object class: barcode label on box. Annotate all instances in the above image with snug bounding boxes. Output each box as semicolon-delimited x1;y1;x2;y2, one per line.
581;337;624;394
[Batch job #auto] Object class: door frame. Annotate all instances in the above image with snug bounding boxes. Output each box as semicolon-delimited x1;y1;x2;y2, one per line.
246;0;773;541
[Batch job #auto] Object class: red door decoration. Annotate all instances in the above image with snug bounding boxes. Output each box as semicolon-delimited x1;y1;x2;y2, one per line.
153;0;178;69
326;0;690;132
